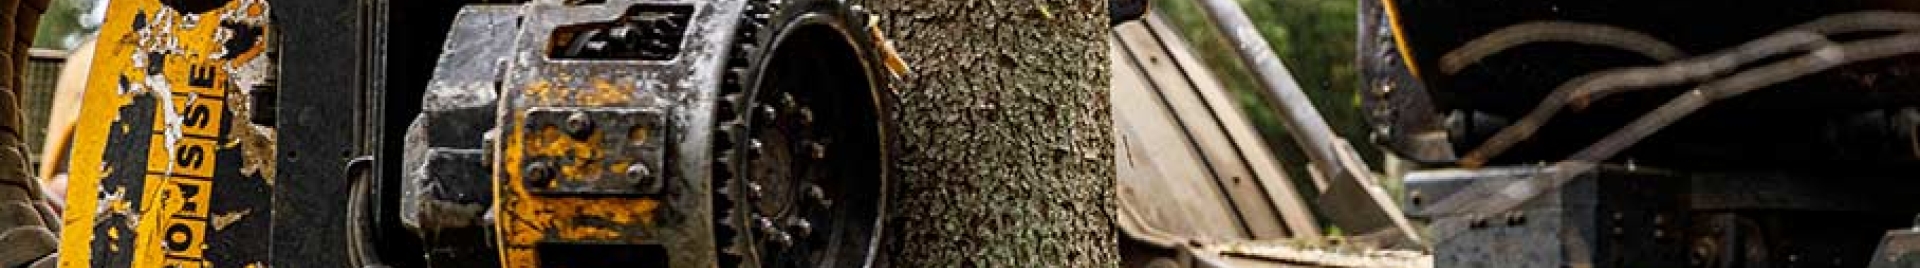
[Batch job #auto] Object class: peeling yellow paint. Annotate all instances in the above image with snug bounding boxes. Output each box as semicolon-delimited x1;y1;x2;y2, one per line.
498;111;663;267
63;0;273;266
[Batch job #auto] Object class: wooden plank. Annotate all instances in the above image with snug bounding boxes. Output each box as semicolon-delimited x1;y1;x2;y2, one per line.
1115;21;1292;239
1140;14;1322;238
1111;39;1253;240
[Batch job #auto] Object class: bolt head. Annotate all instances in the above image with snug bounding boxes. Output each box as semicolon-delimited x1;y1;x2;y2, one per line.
806;184;827;204
748;182;765;200
787;217;813;237
564;112;595;138
525;163;557;188
770;232;793;247
748;139;765;156
757;216;779;233
797;108;814;126
630;165;661;194
759;105;778;120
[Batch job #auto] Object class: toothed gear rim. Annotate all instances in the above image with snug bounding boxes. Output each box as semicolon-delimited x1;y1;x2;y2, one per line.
714;0;888;267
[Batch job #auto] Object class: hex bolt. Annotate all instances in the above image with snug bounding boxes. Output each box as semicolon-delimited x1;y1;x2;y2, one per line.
748;182;765;200
1408;190;1424;206
808;142;827;160
759;105;778;121
757;216;781;235
748;139;765;156
797;107;815;126
807;184;831;209
525;162;557;188
630;165;661;194
770;232;793;247
787;217;813;237
564;112;595;138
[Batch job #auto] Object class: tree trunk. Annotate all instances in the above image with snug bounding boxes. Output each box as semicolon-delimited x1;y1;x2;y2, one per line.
856;0;1117;266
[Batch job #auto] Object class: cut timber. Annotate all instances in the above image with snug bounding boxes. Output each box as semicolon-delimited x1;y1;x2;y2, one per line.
1111;13;1320;241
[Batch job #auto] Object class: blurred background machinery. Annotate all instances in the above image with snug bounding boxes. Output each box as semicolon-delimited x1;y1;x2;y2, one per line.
1361;0;1920;267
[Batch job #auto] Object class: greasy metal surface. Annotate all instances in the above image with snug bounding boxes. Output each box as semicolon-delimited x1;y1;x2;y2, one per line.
1409;166;1920;267
1871;228;1920;268
1358;0;1452;163
1411;167;1572;267
401;4;518;235
494;0;745;267
406;148;495;268
61;0;276;266
1110;13;1316;241
519;107;668;196
397;7;518;267
419;5;518;115
545;4;696;61
271;0;372;263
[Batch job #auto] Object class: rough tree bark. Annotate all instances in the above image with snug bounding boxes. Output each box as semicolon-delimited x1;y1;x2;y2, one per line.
855;0;1117;266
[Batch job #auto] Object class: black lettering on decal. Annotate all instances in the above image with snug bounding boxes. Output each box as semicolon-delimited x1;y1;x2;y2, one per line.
164;223;195;252
175;183;202;216
188;64;216;88
183;104;211;129
176;145;206;169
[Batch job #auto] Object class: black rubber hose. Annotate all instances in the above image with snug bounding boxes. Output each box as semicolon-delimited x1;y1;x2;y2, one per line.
1429;32;1920;216
1456;11;1920;166
1441;21;1689;74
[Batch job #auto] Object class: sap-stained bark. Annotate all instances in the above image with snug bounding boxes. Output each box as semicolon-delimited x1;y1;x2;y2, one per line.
856;0;1116;266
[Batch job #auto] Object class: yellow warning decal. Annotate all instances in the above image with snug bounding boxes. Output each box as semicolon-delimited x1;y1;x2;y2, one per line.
61;0;270;266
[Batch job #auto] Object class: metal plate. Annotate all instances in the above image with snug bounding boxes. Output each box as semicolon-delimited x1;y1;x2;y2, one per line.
518;107;669;196
492;1;745;267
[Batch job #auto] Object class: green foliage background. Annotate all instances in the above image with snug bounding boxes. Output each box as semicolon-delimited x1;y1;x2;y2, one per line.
33;0;97;49
1152;0;1381;184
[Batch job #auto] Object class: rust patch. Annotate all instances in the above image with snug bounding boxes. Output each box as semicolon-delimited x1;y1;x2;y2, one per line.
499;113;662;257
